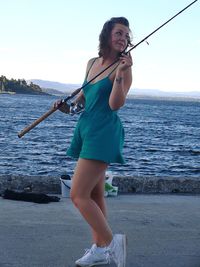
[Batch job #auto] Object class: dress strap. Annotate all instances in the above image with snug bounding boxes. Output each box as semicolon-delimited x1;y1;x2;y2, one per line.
107;63;120;77
85;58;97;80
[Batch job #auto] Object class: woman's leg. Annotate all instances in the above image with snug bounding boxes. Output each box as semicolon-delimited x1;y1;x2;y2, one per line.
70;158;113;247
90;172;108;246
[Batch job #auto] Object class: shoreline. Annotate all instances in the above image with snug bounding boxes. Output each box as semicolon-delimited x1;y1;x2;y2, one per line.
0;175;200;195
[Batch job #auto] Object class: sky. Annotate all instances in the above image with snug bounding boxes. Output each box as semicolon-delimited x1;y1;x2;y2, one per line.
0;0;199;93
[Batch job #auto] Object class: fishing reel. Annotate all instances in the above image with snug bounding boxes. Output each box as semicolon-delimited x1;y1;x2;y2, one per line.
64;98;84;116
69;102;84;115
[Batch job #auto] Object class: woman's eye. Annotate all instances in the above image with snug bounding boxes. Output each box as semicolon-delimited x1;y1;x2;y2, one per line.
114;31;130;41
115;31;122;37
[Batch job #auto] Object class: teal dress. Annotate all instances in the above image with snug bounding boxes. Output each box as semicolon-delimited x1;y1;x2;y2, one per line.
67;61;125;164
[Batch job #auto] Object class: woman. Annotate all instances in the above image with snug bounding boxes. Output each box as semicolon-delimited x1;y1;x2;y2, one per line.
55;17;133;267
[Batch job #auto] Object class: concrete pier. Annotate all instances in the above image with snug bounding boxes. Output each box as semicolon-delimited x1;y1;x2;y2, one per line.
0;194;200;267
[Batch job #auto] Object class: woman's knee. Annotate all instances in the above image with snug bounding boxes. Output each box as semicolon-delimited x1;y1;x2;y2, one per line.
70;189;88;208
70;190;79;207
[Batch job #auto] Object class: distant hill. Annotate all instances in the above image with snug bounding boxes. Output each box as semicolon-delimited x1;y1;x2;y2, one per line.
29;79;200;99
130;88;200;99
29;79;81;94
41;87;65;96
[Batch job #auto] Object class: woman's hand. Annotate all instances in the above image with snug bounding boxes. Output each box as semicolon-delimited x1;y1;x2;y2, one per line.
53;99;62;109
53;99;70;114
118;52;133;72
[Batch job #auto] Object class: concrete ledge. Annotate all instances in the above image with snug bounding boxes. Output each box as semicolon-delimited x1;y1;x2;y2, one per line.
0;175;200;194
0;175;60;195
113;176;200;194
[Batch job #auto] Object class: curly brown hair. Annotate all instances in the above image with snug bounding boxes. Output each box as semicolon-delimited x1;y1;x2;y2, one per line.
98;17;133;58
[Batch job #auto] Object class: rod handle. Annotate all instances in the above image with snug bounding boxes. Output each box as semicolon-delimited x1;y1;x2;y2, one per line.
18;106;58;138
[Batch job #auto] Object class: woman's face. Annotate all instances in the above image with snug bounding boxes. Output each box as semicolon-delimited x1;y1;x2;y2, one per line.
109;23;130;53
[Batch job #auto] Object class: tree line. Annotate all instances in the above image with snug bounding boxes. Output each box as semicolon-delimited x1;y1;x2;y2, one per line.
0;75;47;95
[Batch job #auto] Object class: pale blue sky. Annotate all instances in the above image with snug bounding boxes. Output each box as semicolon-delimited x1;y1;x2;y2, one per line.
0;0;199;92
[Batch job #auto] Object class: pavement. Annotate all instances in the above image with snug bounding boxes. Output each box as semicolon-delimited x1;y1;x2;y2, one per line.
0;194;200;267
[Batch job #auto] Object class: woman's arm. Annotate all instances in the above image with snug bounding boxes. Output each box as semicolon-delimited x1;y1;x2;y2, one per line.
54;58;96;114
109;53;133;110
71;57;96;108
73;91;85;106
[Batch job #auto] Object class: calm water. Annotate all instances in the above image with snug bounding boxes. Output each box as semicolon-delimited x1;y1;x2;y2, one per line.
0;94;200;178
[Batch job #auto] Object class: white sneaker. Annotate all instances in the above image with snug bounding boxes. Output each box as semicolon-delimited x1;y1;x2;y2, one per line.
107;234;127;267
75;244;109;267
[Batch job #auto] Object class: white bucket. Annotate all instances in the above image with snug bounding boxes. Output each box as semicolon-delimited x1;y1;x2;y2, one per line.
60;178;71;198
105;171;114;184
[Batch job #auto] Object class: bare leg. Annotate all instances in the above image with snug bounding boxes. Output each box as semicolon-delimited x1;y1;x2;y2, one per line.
91;173;108;246
70;158;113;247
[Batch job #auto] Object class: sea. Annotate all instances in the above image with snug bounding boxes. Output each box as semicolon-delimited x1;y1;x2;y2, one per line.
0;94;200;178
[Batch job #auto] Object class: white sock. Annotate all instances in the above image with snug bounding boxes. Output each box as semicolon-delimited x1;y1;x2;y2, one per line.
95;245;106;252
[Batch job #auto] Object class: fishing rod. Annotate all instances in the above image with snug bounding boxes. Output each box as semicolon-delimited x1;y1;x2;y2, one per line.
18;0;198;138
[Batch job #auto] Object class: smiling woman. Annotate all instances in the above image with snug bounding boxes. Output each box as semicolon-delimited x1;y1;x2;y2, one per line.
53;16;133;267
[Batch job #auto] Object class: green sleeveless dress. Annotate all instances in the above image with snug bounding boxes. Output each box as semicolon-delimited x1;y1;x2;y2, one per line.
66;60;125;164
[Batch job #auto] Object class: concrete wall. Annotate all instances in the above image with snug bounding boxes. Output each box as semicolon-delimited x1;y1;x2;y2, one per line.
0;175;200;194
